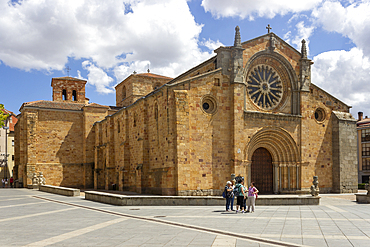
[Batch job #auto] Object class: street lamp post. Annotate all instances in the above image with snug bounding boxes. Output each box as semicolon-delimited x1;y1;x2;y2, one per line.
3;126;9;181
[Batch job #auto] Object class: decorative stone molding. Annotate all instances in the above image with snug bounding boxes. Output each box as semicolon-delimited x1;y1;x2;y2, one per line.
243;50;300;114
246;126;299;164
231;26;245;84
299;39;314;92
244;110;301;122
269;34;276;51
246;65;283;110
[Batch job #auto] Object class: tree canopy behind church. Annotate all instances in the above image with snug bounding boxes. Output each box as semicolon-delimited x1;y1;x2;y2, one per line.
0;104;9;127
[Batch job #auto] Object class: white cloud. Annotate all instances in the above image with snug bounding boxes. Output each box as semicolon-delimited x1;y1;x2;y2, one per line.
0;0;218;93
312;0;370;57
201;0;323;20
291;21;315;55
310;0;370;115
82;61;114;94
200;39;224;51
312;47;370;115
113;60;151;84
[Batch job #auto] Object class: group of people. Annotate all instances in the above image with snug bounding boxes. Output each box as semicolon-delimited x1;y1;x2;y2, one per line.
224;177;258;213
1;177;14;188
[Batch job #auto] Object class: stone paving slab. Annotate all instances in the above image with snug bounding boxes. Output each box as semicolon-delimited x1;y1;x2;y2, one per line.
0;188;369;246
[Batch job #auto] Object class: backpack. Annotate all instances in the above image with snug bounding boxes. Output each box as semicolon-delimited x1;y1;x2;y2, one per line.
233;184;240;195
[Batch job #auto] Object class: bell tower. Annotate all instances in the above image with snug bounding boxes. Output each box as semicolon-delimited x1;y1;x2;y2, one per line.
51;77;88;103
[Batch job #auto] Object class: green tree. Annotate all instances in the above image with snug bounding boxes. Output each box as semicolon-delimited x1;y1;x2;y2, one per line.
0;104;9;127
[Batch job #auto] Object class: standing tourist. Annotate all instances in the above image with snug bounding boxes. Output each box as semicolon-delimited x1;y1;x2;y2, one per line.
225;181;234;212
1;178;4;188
246;182;259;213
235;178;247;213
10;177;14;188
230;180;235;211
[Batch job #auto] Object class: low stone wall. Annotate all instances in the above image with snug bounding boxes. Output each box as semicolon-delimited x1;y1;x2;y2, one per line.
39;185;80;197
85;191;225;206
256;195;320;205
85;191;320;206
355;193;370;203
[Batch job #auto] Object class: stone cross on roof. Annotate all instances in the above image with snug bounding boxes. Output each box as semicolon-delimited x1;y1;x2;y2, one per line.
65;66;71;77
266;24;272;33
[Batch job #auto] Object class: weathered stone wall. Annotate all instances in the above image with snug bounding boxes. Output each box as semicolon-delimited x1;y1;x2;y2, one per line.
332;112;358;193
96;82;179;195
299;85;352;193
83;106;109;188
15;105;109;189
116;74;172;107
51;77;86;103
241;35;301;78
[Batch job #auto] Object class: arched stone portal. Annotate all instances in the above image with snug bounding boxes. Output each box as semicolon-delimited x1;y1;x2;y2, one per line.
246;127;300;194
251;148;273;194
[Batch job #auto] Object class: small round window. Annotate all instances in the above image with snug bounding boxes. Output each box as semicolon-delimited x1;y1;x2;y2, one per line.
314;108;326;122
201;96;217;115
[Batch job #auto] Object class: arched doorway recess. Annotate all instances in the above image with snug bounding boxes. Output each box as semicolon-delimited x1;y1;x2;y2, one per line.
251;148;273;194
246;127;300;194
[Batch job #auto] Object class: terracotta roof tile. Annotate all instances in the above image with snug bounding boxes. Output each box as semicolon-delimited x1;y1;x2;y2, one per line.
136;73;172;80
357;118;370;126
52;76;87;82
1;108;18;131
20;100;86;111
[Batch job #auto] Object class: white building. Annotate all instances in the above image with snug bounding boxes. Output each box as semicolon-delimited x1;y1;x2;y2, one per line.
0;108;17;180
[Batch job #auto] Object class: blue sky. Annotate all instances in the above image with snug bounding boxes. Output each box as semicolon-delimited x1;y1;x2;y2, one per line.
0;0;369;118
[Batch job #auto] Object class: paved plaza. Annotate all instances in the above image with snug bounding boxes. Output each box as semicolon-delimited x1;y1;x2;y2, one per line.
0;189;369;247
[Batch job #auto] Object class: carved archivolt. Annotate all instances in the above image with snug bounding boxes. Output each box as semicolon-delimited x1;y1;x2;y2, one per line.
245;127;299;165
243;51;300;114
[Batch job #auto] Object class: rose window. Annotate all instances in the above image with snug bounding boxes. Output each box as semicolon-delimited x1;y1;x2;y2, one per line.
247;65;283;110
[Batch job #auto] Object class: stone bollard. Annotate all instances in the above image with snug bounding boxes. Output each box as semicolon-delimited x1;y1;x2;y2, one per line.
38;172;46;186
310;176;319;196
32;173;39;189
32;172;46;189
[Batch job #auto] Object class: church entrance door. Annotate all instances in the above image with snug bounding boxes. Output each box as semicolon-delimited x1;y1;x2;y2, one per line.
251;147;273;194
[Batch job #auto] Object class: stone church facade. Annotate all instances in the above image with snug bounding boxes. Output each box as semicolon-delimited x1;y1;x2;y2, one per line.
15;27;358;195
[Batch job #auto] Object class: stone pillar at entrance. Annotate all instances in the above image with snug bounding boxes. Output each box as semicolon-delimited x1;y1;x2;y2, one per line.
245;161;251;186
273;162;279;194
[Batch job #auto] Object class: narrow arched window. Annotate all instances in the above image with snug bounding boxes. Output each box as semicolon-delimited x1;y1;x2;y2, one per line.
122;86;126;99
72;90;77;101
154;103;158;120
62;89;67;100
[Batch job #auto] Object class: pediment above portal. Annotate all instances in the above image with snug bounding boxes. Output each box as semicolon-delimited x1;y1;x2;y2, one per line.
241;33;301;68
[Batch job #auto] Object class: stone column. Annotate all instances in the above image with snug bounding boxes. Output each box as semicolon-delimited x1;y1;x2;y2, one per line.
296;163;300;190
245;161;251;186
279;164;282;193
288;166;291;191
273;162;279;194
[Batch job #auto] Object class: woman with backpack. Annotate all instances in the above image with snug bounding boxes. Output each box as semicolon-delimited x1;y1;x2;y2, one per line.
224;181;234;212
235;179;247;213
